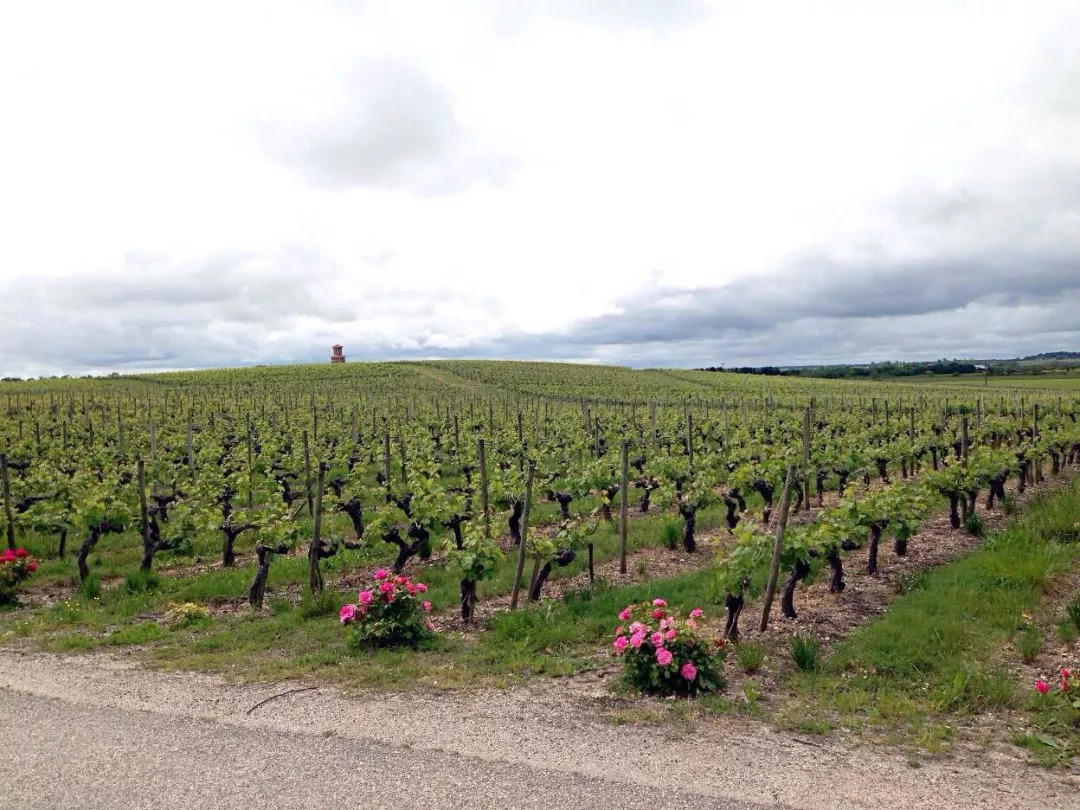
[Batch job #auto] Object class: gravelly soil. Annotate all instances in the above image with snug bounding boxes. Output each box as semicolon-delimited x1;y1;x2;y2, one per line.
1;650;1077;810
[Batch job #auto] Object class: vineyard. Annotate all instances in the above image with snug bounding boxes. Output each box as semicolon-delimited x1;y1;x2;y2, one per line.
1;360;1079;704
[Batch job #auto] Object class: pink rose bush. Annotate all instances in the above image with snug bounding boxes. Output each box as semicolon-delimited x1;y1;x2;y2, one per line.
340;571;435;649
612;598;725;697
0;547;37;604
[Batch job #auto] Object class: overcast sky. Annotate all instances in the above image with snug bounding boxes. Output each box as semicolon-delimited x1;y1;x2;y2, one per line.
1;0;1077;377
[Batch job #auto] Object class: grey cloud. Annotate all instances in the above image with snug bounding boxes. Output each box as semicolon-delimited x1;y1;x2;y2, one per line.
0;247;507;376
534;250;1078;350
266;60;518;196
474;156;1080;366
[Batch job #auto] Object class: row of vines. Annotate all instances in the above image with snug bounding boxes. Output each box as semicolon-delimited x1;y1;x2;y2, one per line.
2;363;1078;656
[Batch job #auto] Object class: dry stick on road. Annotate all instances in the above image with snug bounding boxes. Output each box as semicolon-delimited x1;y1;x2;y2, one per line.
245;686;318;715
509;461;535;610
758;464;796;633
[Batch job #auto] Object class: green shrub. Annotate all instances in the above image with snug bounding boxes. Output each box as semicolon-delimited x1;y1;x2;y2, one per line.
934;667;1016;712
108;621;167;646
660;520;680;551
76;572;102;601
268;597;294;616
791;635;821;672
124;569;161;594
1016;625;1043;664
162;602;210;629
300;590;338;619
1058;618;1080;645
736;642;766;674
964;512;984;537
1067;596;1080;633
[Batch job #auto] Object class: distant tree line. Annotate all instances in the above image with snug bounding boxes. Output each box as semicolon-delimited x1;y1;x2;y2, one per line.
697;359;983;379
697;366;796;376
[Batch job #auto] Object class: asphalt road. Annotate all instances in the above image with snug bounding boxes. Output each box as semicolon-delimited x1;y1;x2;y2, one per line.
0;689;763;810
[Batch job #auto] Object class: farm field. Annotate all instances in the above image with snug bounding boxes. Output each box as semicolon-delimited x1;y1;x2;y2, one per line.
2;359;1079;769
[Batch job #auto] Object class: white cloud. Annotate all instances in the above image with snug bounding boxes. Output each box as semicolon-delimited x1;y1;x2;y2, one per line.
0;0;1077;376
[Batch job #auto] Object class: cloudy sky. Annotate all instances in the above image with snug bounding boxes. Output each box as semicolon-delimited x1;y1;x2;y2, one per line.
1;0;1078;377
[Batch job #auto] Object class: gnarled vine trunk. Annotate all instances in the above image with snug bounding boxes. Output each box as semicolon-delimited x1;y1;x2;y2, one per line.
780;558;811;619
724;590;744;641
678;502;697;553
867;519;887;574
528;547;575;601
827;547;845;593
76;525;103;582
248;543;289;608
508;500;524;546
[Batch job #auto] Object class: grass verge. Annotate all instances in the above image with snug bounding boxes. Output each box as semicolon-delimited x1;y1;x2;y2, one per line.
781;479;1080;763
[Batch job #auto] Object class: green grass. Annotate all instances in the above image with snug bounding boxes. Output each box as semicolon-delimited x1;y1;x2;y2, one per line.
783;479;1080;760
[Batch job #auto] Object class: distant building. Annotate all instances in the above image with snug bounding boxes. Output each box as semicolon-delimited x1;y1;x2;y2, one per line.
330;344;345;364
974;364;987;371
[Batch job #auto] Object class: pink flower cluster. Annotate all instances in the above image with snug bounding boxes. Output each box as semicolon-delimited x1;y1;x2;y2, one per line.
613;598;704;681
339;570;432;628
0;547;37;596
0;547;36;569
1034;667;1078;696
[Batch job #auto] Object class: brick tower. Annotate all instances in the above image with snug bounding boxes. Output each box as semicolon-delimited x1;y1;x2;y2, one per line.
330;344;345;363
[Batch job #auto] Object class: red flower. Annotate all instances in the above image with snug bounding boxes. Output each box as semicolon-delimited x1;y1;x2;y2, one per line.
27;562;37;573
14;548;29;558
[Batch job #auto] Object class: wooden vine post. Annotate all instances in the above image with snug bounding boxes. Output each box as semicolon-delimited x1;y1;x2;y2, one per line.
383;430;392;501
960;416;969;466
687;411;694;471
509;460;534;610
186;418;195;479
307;462;327;595
1;453;14;550
246;417;254;509
907;408;915;473
302;429;314;518
801;407;811;511
1032;404;1040;484
136;458;155;571
477;437;490;539
758;464;796;632
619;439;629;575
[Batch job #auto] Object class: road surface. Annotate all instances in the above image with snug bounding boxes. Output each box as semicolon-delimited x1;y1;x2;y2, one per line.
1;650;1076;809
